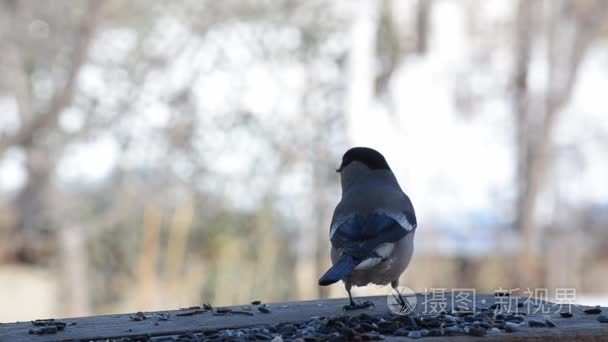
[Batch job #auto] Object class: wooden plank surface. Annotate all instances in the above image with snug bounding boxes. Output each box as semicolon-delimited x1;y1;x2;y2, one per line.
0;294;606;341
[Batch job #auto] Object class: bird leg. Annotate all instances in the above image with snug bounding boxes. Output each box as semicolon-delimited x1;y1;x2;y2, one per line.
391;280;414;314
343;283;375;311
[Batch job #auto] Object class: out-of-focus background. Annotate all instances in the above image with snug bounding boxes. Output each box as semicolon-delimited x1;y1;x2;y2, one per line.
1;0;607;322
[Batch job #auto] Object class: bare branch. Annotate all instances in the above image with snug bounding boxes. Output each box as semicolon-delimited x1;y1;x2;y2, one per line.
0;1;102;156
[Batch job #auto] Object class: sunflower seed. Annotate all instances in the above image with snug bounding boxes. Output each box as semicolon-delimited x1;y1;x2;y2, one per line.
469;327;486;336
31;319;56;326
175;309;204;316
360;332;383;340
392;328;409;336
376;321;398;333
154;313;170;320
30;319;67;331
528;319;547;327
444;326;463;335
180;306;200;310
29;326;58;335
427;328;442;336
407;330;422;339
584;306;602;314
254;333;273;340
129;312;146;321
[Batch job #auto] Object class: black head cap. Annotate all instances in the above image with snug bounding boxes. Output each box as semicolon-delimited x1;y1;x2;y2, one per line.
336;147;391;172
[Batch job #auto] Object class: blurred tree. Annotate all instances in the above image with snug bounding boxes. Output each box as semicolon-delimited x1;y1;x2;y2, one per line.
512;0;608;287
0;0;101;263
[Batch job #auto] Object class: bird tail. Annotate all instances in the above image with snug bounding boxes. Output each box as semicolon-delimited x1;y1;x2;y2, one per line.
318;254;359;286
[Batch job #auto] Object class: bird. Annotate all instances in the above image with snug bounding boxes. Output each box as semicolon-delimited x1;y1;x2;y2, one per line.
318;147;417;311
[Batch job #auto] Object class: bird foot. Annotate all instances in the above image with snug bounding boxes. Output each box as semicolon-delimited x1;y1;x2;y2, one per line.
343;300;375;311
397;298;414;314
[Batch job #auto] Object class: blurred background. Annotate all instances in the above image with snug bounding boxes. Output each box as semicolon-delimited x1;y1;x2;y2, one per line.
1;0;608;322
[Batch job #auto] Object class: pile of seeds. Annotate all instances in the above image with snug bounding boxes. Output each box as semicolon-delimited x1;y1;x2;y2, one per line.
136;307;585;341
47;301;604;341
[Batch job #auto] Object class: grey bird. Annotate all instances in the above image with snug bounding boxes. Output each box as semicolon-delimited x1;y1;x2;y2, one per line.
318;147;417;311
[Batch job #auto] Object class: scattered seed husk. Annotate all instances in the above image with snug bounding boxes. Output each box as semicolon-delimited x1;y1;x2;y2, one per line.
180;306;200;310
469;327;487;336
598;315;608;323
154;313;170;320
203;303;213;310
560;312;573;318
445;326;464;335
360;332;383;340
29;326;58;335
51;296;596;341
528;319;547;327
175;309;204;316
407;330;422;339
30;319;67;331
424;328;440;336
31;319;55;326
129;311;146;321
376;321;398;333
584;306;602;314
392;327;409;336
230;310;255;316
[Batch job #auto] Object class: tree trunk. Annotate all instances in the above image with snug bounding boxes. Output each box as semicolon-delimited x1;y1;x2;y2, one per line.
513;0;607;289
58;225;91;316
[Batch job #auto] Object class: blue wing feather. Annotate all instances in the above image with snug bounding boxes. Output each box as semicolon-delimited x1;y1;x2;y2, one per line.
330;213;409;260
318;254;359;286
